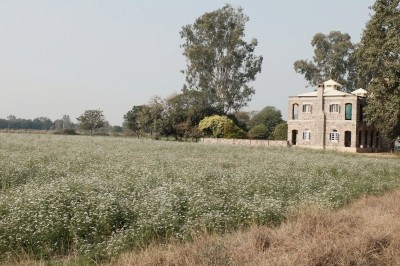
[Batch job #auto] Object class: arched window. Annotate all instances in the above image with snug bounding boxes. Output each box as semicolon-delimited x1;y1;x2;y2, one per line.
329;129;339;141
345;103;352;120
292;104;299;120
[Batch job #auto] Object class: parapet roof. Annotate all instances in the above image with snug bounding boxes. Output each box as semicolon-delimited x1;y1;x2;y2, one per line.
323;79;343;88
296;80;365;97
297;90;351;97
351;88;368;97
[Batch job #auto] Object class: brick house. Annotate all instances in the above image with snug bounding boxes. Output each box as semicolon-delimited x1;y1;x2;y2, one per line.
287;79;390;152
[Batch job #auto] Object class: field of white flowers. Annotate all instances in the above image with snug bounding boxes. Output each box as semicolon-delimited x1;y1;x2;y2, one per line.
1;133;400;261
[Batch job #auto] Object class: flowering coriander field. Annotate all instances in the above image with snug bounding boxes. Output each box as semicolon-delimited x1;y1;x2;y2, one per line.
1;133;400;261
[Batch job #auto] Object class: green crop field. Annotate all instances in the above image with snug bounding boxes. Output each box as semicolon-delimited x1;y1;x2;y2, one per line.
1;133;399;262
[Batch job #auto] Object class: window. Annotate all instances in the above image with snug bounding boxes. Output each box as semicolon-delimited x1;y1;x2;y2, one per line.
302;104;312;113
303;129;311;141
364;131;368;147
292;104;299;120
376;132;380;148
370;131;374;148
329;130;339;141
345;103;352;120
359;105;365;122
329;103;340;113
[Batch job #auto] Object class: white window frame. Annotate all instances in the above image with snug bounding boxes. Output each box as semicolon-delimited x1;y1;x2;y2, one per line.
329;130;339;141
302;103;312;113
303;129;311;141
329;103;340;113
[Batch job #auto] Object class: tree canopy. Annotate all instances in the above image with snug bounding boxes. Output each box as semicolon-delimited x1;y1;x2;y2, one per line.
248;106;283;139
161;90;219;139
180;4;263;114
123;97;164;138
357;0;400;140
248;124;269;139
123;105;145;136
76;109;105;135
294;31;357;91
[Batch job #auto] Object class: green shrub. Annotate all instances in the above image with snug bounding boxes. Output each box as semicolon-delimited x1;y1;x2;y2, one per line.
199;115;245;138
54;129;79;135
273;122;288;140
223;122;247;139
248;124;269;139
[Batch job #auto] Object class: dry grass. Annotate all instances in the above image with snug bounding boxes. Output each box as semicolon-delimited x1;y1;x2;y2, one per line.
6;190;400;266
108;189;400;266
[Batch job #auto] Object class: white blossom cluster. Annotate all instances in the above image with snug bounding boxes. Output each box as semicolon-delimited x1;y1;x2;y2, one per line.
0;133;399;260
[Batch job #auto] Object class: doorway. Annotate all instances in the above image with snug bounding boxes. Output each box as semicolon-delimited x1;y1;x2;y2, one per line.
291;130;298;145
345;131;351;147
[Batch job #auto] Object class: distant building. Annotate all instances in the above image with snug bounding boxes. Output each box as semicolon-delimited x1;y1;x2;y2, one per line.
395;138;400;151
287;79;390;152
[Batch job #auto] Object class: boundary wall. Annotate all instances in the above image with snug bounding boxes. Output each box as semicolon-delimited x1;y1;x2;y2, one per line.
201;138;289;147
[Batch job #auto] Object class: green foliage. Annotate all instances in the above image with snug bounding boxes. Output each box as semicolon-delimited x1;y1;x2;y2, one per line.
180;4;263;114
273;122;288;140
223;121;247;139
123;105;144;135
248;106;283;139
199;115;229;138
0;116;54;130
54;129;79;135
76;110;105;135
124;97;165;138
248;124;269;139
198;115;245;138
161;90;220;139
293;31;357;92
112;126;123;133
143;96;165;137
356;0;400;140
229;111;251;131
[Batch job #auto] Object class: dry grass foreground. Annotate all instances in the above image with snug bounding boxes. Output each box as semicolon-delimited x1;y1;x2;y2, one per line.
107;189;400;266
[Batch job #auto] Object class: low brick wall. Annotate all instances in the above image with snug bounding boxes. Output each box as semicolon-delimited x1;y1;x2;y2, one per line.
201;138;289;147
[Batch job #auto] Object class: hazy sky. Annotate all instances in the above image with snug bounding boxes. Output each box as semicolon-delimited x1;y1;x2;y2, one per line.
0;0;375;126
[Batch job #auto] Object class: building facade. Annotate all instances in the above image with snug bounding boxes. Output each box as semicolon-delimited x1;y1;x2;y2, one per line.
287;80;390;152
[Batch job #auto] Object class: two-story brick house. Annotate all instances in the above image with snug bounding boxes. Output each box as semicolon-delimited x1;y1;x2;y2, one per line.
287;79;390;152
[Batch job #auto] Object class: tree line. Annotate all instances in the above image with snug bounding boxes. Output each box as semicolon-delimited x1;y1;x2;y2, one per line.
123;96;287;140
0;115;75;131
0;113;122;135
